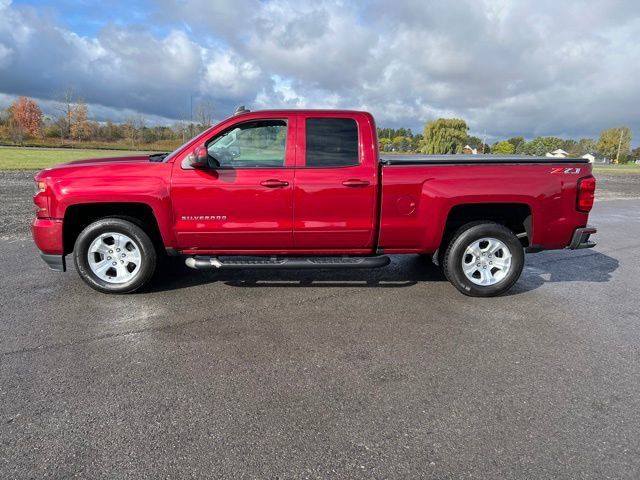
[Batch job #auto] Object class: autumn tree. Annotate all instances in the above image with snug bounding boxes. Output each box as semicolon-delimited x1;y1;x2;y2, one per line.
421;118;468;154
123;117;138;148
52;88;92;143
597;127;631;163
70;101;91;141
9;96;43;140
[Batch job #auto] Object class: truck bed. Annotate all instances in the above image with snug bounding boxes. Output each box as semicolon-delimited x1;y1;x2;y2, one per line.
380;155;591;165
377;159;593;254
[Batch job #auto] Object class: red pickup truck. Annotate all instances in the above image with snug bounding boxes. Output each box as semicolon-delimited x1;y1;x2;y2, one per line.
32;109;597;296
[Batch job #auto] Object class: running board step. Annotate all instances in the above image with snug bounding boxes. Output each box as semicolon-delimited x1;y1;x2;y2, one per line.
185;255;391;270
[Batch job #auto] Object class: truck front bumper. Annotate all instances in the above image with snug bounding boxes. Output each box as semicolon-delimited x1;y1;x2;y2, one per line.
40;253;66;272
32;218;66;271
568;226;597;249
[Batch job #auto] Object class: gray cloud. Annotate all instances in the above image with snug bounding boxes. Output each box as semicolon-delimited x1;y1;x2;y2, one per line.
0;0;270;122
1;0;639;142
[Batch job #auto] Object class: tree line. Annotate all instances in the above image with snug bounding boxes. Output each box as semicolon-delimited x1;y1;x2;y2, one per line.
379;118;637;163
1;95;636;162
0;93;214;150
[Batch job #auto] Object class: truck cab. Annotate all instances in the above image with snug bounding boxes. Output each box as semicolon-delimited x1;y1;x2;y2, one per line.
171;110;380;254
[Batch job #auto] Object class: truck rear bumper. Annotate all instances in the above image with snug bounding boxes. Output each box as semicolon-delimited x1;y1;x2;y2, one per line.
568;226;597;249
40;252;66;272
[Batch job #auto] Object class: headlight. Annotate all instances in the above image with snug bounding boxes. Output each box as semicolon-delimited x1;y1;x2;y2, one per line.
33;181;50;218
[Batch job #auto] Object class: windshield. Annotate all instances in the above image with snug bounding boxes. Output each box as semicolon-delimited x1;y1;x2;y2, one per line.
162;136;198;163
161;121;223;163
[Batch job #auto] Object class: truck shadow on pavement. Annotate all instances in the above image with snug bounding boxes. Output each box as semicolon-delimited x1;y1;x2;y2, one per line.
509;249;619;295
149;255;442;291
147;250;619;294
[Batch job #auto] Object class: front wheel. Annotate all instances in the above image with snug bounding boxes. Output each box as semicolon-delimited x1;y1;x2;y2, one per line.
443;222;524;297
73;218;157;294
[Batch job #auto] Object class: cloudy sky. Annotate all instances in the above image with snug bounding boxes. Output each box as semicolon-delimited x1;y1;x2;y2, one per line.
0;0;639;142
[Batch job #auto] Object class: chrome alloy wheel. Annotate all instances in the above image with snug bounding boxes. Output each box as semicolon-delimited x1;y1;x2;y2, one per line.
87;232;142;284
461;237;513;286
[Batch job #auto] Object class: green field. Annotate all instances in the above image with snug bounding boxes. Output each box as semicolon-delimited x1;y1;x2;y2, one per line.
593;163;640;174
0;146;157;170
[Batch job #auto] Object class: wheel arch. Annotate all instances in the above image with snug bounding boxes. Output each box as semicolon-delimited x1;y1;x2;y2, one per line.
439;202;533;253
63;202;165;255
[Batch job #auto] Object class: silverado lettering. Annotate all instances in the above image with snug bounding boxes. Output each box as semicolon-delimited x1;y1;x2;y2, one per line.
182;215;228;221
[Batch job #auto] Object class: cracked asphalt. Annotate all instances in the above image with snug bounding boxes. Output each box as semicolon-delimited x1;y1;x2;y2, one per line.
1;171;639;479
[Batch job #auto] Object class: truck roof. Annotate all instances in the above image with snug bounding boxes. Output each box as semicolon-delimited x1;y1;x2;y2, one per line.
234;109;371;116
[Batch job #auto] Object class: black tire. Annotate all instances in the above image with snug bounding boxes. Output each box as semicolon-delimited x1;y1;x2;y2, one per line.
73;218;157;294
443;222;524;297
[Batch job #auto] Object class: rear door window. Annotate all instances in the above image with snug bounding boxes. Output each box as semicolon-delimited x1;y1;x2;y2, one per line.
305;118;359;167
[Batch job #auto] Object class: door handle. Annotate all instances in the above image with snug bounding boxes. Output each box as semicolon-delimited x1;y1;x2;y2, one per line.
342;179;370;187
260;179;289;188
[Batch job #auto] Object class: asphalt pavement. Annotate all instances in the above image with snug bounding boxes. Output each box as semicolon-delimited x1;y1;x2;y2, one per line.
1;172;639;479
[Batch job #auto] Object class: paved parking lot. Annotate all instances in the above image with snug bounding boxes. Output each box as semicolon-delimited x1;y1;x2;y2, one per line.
1;172;639;478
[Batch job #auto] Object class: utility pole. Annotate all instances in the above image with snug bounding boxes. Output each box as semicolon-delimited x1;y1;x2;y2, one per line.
189;95;193;139
615;128;624;164
482;130;487;154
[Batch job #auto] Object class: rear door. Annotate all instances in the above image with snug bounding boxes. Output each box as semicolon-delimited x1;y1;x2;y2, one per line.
292;115;378;251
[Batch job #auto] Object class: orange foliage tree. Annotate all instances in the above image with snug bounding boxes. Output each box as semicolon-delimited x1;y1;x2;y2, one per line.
9;96;43;138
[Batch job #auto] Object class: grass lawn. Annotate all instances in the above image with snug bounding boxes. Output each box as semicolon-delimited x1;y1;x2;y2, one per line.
593;163;640;174
0;146;156;170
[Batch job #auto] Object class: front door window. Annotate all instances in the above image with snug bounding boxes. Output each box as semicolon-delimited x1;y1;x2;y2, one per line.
207;120;287;168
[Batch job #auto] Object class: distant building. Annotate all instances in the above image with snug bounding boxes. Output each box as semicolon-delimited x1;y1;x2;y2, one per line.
462;145;478;155
581;153;596;163
545;149;569;158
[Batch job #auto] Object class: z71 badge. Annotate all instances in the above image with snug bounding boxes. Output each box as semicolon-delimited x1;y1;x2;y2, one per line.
550;167;581;174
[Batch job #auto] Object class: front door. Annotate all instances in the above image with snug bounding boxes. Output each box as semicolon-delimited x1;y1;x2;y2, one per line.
171;117;295;251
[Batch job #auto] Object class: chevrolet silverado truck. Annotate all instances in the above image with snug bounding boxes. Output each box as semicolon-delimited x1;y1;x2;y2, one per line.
32;109;597;296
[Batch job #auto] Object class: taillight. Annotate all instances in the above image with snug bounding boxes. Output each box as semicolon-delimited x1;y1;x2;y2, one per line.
577;176;596;212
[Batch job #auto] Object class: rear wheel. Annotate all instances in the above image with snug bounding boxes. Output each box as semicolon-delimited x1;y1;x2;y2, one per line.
73;218;157;293
443;222;524;297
